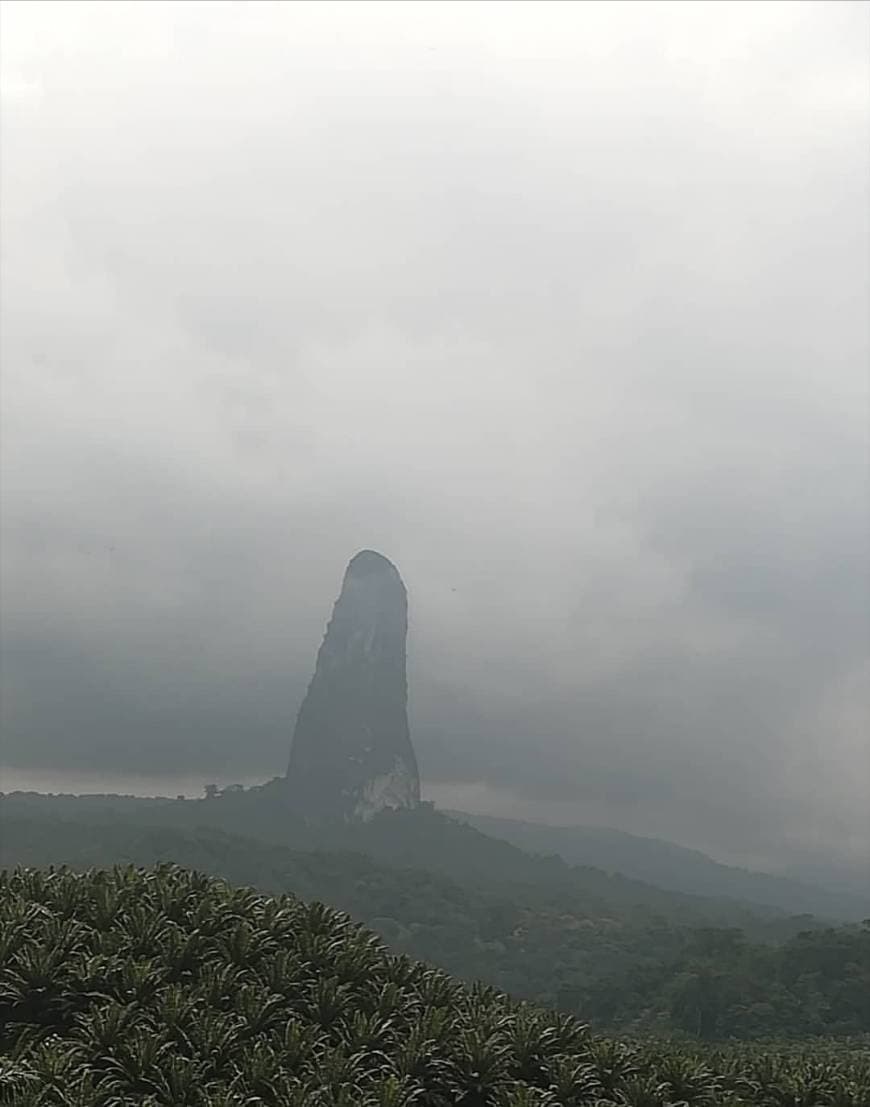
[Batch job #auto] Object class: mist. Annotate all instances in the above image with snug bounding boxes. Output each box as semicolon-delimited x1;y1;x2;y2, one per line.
1;0;868;878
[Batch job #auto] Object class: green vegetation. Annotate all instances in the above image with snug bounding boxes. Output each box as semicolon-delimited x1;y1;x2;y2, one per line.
2;866;868;1106
2;808;869;1044
581;923;870;1039
0;789;820;935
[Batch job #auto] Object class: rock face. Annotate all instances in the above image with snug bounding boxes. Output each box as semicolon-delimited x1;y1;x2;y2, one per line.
286;550;420;821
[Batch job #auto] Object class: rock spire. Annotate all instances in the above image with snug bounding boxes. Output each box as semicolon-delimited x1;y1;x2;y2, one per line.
286;550;420;820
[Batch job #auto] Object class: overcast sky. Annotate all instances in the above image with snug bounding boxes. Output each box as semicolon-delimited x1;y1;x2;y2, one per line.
1;0;868;877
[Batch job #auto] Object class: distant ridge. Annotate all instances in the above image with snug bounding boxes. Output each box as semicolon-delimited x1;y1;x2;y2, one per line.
444;810;870;921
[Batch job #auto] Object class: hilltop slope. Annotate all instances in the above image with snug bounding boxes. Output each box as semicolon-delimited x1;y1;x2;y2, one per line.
0;789;812;932
2;866;868;1106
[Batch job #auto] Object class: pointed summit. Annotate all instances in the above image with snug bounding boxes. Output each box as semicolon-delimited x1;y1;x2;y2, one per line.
286;551;420;820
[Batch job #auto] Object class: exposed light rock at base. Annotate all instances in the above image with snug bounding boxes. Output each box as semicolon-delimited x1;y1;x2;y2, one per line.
286;550;420;821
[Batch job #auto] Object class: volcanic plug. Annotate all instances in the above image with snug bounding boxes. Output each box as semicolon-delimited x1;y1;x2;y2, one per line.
286;550;420;820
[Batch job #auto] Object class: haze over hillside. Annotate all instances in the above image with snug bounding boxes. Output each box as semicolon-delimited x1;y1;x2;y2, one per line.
6;786;870;1042
445;810;870;921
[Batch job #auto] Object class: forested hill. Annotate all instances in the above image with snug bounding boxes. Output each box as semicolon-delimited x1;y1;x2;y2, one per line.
3;786;859;925
445;811;870;922
0;788;819;933
2;809;869;1040
2;866;869;1106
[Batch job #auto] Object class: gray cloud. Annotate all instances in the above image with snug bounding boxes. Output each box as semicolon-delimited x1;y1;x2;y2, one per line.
1;0;868;873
